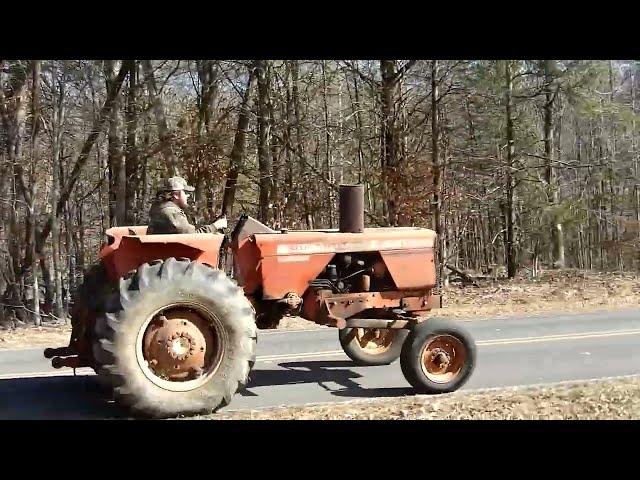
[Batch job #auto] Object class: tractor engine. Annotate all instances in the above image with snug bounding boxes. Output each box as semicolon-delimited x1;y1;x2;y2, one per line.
310;252;395;295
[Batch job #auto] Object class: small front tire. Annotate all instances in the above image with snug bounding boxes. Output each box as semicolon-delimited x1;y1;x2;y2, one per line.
339;327;408;366
400;318;476;394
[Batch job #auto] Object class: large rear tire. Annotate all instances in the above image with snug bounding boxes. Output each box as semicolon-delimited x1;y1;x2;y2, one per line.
93;257;257;418
70;263;110;332
69;264;114;367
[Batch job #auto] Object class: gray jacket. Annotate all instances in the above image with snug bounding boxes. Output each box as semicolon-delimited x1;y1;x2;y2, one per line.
147;201;216;234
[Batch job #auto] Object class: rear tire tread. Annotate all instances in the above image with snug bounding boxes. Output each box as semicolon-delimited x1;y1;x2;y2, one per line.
94;257;257;418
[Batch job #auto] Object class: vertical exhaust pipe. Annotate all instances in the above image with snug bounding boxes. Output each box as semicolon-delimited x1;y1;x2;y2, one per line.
339;184;365;233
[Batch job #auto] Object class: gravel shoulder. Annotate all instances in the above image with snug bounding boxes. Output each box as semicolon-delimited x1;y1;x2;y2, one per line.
201;376;640;420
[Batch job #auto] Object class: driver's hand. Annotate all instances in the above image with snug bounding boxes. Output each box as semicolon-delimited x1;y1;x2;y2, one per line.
212;214;227;231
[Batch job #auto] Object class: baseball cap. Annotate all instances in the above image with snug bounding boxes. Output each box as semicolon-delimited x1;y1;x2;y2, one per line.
161;176;195;192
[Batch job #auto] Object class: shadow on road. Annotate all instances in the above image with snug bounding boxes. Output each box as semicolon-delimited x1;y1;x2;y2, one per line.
0;375;129;420
1;359;415;419
242;360;415;399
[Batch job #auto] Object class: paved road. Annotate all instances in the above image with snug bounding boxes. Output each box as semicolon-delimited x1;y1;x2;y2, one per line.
1;308;639;419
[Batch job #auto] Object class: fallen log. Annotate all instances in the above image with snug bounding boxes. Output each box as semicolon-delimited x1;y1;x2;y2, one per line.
445;264;480;287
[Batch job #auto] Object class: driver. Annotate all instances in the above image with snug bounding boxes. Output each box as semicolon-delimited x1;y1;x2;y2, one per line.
146;176;226;234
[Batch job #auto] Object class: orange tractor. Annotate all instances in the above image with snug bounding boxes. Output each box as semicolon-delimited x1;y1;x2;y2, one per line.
44;185;476;418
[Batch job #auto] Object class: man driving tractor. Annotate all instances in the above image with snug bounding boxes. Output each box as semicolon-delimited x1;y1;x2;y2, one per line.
147;176;226;234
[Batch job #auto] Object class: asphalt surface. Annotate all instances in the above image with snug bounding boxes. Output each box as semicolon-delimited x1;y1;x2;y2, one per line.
0;308;639;419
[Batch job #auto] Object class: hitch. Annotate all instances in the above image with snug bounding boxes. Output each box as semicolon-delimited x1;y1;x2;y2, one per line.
44;346;75;359
50;356;90;369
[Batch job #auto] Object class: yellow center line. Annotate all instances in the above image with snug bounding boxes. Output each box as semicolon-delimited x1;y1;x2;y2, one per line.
258;328;640;361
0;368;94;380
257;350;346;361
477;328;640;346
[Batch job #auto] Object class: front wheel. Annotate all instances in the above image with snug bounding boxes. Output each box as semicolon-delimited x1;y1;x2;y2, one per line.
339;327;408;366
400;318;476;394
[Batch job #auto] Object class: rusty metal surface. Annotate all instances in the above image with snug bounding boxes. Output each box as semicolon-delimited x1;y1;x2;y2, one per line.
400;295;438;311
254;228;437;257
44;347;74;359
421;335;467;384
105;225;148;238
302;289;438;327
141;308;216;382
427;294;442;310
259;253;334;299
339;185;364;233
276;292;303;309
99;233;223;281
371;261;387;279
232;237;263;294
322;291;405;320
349;328;396;353
344;318;411;329
249;229;436;299
51;356;87;369
379;249;436;290
51;214;442;375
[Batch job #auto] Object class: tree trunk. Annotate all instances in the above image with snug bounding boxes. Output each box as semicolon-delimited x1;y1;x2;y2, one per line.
64;202;76;299
51;64;66;319
380;60;399;226
196;60;219;135
39;61;131;245
290;61;313;229
321;61;334;228
504;61;517;278
267;65;281;226
75;202;86;277
1;61;40;323
631;68;640;265
431;60;447;285
350;70;366;184
137;106;151;220
195;60;220;218
282;62;295;223
255;60;273;223
125;60;139;225
543;60;565;269
29;60;41;325
141;60;178;176
104;60;126;226
221;68;256;216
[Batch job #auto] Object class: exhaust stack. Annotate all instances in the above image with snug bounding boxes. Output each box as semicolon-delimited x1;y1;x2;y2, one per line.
339;184;365;233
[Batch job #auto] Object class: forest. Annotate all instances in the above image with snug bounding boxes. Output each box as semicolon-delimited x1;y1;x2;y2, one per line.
1;59;638;326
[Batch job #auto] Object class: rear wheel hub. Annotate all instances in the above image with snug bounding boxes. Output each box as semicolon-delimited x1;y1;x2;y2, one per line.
141;308;217;383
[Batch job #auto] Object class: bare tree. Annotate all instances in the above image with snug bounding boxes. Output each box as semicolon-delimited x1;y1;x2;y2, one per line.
542;60;565;268
255;60;273;223
105;60;126;226
141;60;178;176
221;67;256;216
